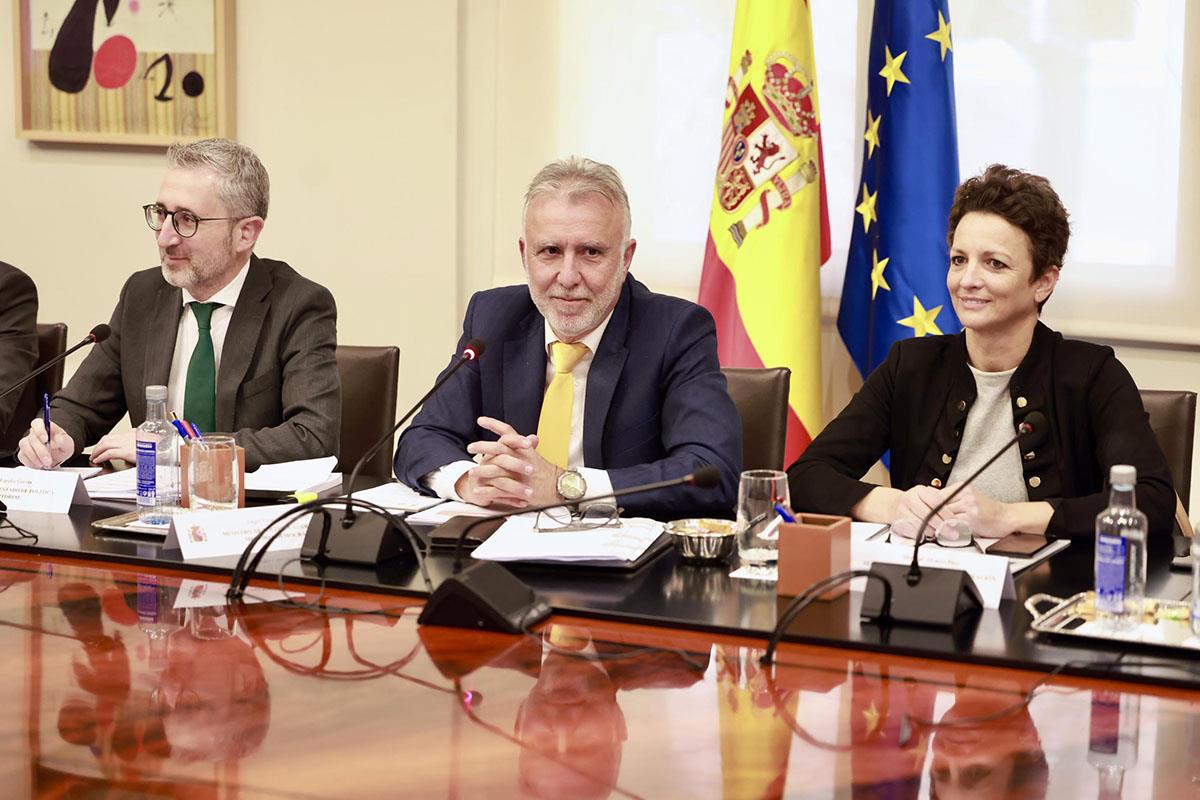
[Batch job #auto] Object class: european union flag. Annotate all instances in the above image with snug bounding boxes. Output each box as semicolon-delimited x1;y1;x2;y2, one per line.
838;0;961;377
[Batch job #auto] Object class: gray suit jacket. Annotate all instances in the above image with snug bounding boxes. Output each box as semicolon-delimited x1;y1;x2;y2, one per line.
52;255;340;469
0;262;39;437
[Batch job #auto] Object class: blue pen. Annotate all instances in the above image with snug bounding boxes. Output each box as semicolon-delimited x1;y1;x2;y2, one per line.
42;393;52;468
190;424;205;442
169;418;191;441
774;502;796;523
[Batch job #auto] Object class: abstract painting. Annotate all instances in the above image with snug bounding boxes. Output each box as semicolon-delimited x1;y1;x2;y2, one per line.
14;0;234;145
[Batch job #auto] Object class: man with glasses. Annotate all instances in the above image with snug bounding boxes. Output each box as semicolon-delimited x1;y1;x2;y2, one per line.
17;138;339;470
394;157;740;520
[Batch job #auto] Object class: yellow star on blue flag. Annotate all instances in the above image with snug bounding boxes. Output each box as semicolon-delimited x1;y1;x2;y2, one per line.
838;0;962;377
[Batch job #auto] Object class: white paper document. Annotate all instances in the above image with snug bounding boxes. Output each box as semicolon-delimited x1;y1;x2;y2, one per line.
244;456;338;492
472;515;664;564
166;505;312;560
408;500;495;526
84;468;140;500
349;481;445;513
0;466;92;513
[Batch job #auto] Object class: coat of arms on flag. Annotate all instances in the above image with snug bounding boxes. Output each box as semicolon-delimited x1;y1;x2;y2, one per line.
699;0;831;466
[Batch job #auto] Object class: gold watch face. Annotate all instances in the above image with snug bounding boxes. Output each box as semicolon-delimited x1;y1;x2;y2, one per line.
557;470;586;500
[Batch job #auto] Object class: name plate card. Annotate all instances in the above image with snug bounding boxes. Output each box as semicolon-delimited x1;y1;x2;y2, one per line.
166;505;311;561
0;467;92;514
853;540;1015;609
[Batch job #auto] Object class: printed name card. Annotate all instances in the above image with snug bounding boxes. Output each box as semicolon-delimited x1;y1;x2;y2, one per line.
0;467;92;514
852;540;1015;609
165;505;312;561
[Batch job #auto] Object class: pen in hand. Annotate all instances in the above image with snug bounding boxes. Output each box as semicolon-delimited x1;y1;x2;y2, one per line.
42;392;53;470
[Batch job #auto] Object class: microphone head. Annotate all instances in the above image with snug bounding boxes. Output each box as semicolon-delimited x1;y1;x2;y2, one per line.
688;466;722;489
462;339;486;361
1018;410;1049;447
88;324;112;344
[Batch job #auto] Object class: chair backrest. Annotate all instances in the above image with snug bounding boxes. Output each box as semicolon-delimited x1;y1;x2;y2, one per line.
336;345;400;479
2;322;68;455
722;366;791;472
1140;388;1196;512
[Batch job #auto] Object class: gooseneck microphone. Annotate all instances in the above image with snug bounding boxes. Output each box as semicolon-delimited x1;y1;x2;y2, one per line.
860;410;1048;627
418;465;723;634
341;339;485;527
905;410;1049;583
298;339;486;567
0;324;111;401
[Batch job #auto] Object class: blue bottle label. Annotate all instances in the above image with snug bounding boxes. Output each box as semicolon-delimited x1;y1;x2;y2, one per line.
1096;533;1126;613
136;440;157;500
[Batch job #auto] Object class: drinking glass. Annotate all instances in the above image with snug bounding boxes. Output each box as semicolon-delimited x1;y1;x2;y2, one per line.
735;470;789;571
188;435;239;511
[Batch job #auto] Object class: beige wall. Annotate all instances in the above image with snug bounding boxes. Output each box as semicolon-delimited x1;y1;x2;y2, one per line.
2;1;461;422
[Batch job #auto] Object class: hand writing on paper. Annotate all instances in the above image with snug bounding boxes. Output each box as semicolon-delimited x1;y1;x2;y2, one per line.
17;419;74;470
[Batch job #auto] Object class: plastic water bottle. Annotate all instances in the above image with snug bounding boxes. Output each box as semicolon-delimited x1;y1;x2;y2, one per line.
136;385;179;523
1094;465;1147;629
1087;689;1140;799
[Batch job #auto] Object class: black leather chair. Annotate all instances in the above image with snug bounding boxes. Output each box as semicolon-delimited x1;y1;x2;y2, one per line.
335;345;400;478
1140;389;1196;508
722;367;791;471
1140;388;1196;537
2;322;68;457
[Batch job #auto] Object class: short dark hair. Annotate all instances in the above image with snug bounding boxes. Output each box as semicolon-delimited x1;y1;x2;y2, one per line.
947;164;1070;291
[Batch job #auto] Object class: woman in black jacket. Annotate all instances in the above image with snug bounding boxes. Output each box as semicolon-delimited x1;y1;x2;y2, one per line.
787;165;1174;541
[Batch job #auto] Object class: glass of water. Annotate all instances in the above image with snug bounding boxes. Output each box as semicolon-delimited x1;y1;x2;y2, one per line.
187;435;240;511
735;470;789;572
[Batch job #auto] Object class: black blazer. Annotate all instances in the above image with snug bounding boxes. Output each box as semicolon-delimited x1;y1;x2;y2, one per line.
0;262;39;437
787;322;1175;540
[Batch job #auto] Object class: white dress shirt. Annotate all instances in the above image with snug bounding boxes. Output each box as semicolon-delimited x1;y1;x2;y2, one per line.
424;310;617;503
166;259;251;423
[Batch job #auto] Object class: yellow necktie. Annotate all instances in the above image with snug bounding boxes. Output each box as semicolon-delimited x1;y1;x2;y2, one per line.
535;341;590;468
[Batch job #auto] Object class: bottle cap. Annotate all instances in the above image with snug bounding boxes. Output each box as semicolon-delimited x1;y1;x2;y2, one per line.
145;384;168;401
1109;464;1137;486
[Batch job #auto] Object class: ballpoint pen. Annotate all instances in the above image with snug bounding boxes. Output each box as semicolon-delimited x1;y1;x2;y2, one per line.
169;411;192;441
42;392;52;469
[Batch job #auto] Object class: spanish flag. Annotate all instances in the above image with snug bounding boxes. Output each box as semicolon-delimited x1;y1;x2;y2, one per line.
698;0;830;466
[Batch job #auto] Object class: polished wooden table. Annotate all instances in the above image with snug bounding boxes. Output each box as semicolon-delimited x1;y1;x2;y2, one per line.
2;497;1196;690
1;552;1198;799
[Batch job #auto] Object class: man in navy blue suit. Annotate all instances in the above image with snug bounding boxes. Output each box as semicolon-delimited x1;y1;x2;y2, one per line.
394;157;741;519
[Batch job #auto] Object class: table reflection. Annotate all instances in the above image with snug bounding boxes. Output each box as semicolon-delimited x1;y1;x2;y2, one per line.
0;557;1194;798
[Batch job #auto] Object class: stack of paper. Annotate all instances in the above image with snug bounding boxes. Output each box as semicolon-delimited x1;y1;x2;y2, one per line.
84;468;139;500
349;481;445;513
245;456;339;493
471;515;664;564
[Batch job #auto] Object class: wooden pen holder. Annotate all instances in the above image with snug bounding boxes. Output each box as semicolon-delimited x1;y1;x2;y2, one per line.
777;513;851;601
180;441;247;508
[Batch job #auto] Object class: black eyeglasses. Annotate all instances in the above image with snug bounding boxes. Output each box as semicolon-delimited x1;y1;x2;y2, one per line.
534;503;621;532
143;203;238;238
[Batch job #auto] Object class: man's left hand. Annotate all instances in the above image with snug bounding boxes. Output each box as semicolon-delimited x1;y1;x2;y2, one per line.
469;416;560;506
89;430;137;466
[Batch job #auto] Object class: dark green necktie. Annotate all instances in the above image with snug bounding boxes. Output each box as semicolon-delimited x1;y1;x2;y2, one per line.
183;302;222;432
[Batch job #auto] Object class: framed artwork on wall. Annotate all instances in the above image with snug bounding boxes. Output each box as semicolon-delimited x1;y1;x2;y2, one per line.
13;0;235;146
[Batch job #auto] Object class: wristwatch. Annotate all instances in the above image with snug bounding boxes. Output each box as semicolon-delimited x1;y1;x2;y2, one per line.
556;468;587;502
